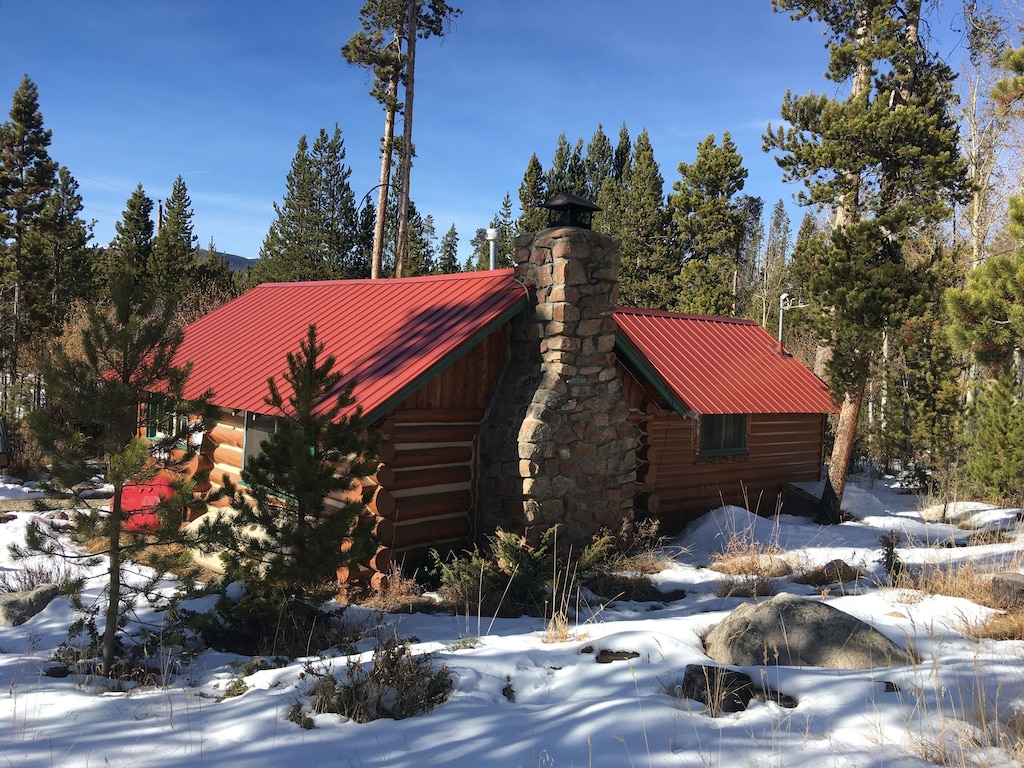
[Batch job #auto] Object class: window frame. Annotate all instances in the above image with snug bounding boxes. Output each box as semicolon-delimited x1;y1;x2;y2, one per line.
697;413;749;457
145;394;190;445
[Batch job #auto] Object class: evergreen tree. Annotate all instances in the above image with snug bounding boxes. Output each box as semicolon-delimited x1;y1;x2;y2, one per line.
466;194;514;271
253;126;361;283
0;75;57;386
403;208;436;276
39;167;94;327
150;175;198;302
669;132;749;315
618;129;672;309
25;255;212;677
95;185;155;295
964;367;1024;501
611;122;632;182
436;223;459;273
207;325;377;601
593;123;633;238
516;153;548;235
583;124;614;202
565;138;587;197
671;132;749;263
764;0;971;508
545;133;571;195
947;42;1024;372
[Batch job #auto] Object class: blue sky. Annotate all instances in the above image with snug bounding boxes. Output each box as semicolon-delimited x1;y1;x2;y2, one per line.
2;1;974;263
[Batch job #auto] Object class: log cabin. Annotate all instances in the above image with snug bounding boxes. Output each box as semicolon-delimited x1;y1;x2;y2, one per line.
166;221;834;581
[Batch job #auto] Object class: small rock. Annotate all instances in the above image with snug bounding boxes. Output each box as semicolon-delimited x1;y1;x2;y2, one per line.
595;649;639;664
991;573;1024;609
794;559;862;587
677;664;754;714
0;584;59;627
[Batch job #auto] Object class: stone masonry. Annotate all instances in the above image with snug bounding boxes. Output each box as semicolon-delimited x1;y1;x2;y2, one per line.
477;226;638;544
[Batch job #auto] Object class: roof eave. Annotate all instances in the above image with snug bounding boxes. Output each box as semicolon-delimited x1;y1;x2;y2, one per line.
614;330;697;420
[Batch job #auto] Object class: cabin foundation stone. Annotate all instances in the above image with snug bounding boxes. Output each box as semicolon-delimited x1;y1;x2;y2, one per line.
478;226;638;544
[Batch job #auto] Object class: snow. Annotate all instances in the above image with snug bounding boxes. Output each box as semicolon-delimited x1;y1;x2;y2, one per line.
3;476;1024;767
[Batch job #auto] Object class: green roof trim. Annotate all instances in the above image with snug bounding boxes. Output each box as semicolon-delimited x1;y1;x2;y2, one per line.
363;294;529;425
614;329;697;420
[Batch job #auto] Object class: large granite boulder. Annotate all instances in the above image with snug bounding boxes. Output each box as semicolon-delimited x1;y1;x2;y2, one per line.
0;583;59;627
704;593;915;669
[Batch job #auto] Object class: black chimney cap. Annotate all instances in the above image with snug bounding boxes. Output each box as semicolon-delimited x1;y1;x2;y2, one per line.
542;192;601;230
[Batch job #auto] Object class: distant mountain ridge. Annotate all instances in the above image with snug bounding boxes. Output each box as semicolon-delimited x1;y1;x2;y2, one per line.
200;248;256;272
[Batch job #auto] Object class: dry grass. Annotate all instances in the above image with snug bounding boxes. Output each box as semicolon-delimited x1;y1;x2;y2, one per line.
707;515;790;598
357;566;445;614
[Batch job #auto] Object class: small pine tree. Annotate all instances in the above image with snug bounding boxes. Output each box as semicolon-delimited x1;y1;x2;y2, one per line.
208;325;378;602
965;367;1024;502
24;265;212;677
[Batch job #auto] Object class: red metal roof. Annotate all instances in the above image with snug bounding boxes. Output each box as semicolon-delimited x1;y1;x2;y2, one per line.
176;270;527;424
176;271;833;425
613;307;835;415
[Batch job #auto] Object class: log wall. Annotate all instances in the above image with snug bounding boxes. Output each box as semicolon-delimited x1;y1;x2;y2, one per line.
620;363;826;532
369;327;510;569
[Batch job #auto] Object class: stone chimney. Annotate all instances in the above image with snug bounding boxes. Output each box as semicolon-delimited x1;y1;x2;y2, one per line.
477;225;638;544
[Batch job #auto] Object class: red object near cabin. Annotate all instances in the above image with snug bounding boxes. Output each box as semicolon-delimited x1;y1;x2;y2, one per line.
121;475;174;532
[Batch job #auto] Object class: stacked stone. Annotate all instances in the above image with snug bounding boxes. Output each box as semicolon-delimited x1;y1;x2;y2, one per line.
478;226;637;544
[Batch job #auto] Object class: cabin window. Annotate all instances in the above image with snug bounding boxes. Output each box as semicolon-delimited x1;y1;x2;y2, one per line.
698;414;748;456
243;413;277;468
145;395;189;442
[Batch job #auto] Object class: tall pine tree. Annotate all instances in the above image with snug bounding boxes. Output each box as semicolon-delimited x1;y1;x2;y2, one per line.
253;126;361;283
95;185;155;296
150;175;198;303
764;0;971;508
0;75;57;387
670;132;750;315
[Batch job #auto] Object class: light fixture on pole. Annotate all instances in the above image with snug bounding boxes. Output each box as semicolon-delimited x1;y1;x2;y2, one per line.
778;292;808;347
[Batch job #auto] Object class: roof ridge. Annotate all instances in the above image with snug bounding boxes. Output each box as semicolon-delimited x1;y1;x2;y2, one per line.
614;306;758;326
257;268;517;289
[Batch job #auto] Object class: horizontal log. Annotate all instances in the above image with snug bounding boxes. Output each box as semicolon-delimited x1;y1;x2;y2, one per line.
384;409;486;426
388;464;473;493
374;517;396;545
369;547;392;573
384;423;481;446
384;445;475;470
391;514;471;551
365;486;396;519
634;491;660;515
394;489;473;524
357;465;395;489
209;422;244;448
336;565;373;584
212;466;243;489
375;440;396;465
210;443;243;469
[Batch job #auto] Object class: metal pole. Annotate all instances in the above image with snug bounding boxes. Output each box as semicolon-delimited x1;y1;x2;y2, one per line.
778;293;789;343
486;228;499;270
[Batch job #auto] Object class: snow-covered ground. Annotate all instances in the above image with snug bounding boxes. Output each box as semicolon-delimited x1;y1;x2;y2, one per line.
2;475;1024;767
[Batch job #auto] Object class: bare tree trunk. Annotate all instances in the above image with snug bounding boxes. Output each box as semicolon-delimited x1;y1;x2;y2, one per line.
829;387;865;503
371;76;398;280
394;0;417;279
102;484;123;677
